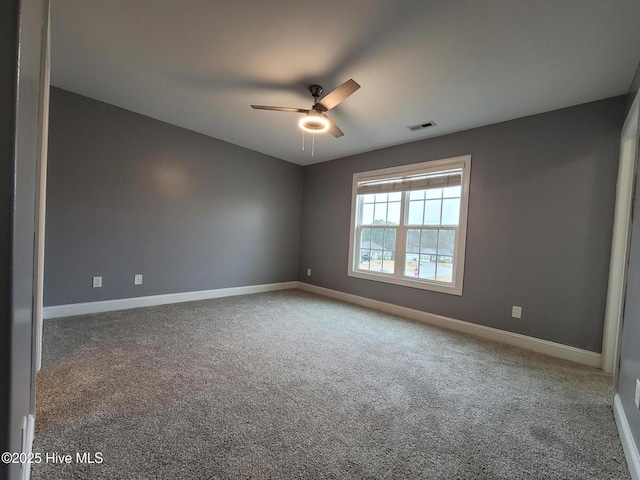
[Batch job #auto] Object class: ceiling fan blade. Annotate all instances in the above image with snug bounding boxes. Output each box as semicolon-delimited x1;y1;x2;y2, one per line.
322;113;344;138
251;105;308;113
315;79;360;111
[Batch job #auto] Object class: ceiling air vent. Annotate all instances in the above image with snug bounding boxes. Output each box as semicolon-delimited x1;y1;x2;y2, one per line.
408;121;436;132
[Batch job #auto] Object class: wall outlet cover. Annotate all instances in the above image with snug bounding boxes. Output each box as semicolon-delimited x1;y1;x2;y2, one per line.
307;268;312;276
134;274;143;285
92;276;102;288
511;306;522;319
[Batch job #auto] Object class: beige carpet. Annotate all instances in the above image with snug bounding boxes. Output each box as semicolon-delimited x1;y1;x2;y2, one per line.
32;289;629;479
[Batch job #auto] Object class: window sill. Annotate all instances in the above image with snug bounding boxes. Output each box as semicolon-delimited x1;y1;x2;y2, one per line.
348;269;463;295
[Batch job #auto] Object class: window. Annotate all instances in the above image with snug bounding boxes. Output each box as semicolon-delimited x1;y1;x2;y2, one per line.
348;155;471;295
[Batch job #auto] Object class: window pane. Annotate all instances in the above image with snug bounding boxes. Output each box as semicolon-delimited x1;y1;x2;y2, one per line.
359;224;372;271
404;229;421;277
359;228;375;271
381;248;395;274
387;201;401;225
419;254;436;280
405;259;419;277
435;231;454;283
361;203;374;225
374;202;387;223
438;230;455;256
421;229;438;253
435;256;453;282
443;186;461;198
360;228;371;246
368;228;385;250
359;249;371;270
405;253;419;278
406;228;421;252
419;231;438;280
425;188;442;199
441;199;460;225
409;189;425;200
375;193;388;202
424;200;441;225
389;191;402;201
408;200;424;225
383;228;397;273
383;228;397;250
363;194;376;204
371;247;386;272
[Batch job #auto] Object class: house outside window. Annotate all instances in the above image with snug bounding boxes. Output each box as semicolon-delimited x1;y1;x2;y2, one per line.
348;155;471;295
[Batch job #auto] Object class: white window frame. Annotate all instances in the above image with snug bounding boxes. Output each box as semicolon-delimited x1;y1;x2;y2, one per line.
347;155;471;295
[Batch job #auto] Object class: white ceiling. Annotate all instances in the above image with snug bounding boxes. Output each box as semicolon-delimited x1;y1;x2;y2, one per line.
51;0;640;166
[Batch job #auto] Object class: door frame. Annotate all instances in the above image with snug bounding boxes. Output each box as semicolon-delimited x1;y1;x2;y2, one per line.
602;90;640;375
33;0;50;374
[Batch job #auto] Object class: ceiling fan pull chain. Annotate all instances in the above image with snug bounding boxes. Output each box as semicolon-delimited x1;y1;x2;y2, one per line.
312;132;315;157
302;130;305;152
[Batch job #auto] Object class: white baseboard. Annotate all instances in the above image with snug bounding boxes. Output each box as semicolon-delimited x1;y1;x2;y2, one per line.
43;281;299;319
614;394;640;480
298;282;602;368
21;414;34;480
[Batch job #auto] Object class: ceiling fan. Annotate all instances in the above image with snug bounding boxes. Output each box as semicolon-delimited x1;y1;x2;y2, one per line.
251;79;360;138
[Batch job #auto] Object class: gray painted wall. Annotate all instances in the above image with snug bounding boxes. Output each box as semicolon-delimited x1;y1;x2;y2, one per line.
627;63;640;112
45;88;302;306
1;1;47;479
298;97;626;353
616;65;640;466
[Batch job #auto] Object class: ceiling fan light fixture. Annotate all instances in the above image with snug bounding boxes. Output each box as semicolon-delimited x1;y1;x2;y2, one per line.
299;112;329;133
251;80;359;138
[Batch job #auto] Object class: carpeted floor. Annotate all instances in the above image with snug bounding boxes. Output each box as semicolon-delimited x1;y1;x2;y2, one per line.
33;289;629;479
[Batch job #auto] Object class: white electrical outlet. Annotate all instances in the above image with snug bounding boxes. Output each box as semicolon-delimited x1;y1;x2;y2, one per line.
511;306;522;319
134;274;143;285
307;268;312;276
635;379;640;410
92;276;102;288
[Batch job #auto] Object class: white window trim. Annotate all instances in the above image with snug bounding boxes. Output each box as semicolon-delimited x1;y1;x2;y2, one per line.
347;155;471;295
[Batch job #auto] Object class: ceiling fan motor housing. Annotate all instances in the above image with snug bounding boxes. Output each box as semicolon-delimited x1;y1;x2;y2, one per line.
309;84;324;98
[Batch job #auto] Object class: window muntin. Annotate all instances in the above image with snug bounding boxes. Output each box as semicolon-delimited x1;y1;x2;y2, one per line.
348;156;471;295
